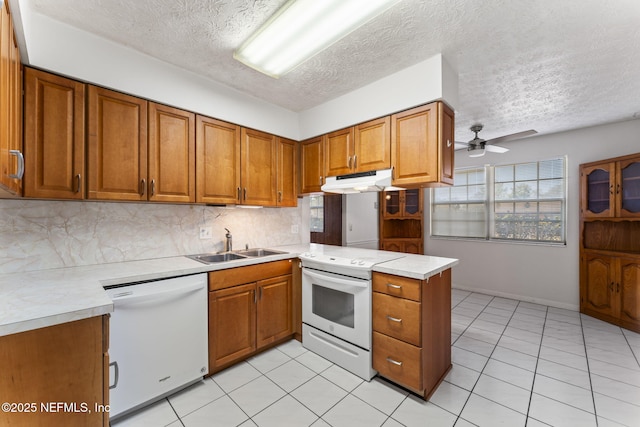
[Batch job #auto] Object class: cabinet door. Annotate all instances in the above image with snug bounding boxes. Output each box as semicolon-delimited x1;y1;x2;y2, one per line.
402;189;423;218
382;191;402;218
241;128;277;206
391;103;439;186
618;158;640;218
439;102;455;185
581;253;618;319
300;136;324;194
354;116;390;173
24;68;86;199
580;163;615;218
619;257;640;331
148;102;195;203
88;86;148;201
209;283;256;372
277;138;297;207
0;317;106;427
381;239;403;253
257;275;292;348
196;115;241;204
403;240;423;254
325;127;354;177
0;2;22;195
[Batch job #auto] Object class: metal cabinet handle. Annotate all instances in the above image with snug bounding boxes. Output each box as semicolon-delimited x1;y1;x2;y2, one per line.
386;357;403;366
278;191;282;202
109;361;119;389
447;139;452;147
348;156;352;169
9;150;24;179
150;179;156;196
386;315;402;323
609;282;614;292
75;174;82;193
244;188;247;201
237;187;242;201
353;154;357;169
386;283;402;289
319;176;323;185
140;179;146;196
253;289;257;304
610;184;614;195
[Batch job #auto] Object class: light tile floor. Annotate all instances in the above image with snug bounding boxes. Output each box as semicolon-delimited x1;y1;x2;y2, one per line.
111;289;640;427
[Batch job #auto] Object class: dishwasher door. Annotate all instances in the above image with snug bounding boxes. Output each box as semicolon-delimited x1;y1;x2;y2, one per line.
106;273;208;419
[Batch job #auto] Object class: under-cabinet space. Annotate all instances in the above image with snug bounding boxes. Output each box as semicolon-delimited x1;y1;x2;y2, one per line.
582;221;640;254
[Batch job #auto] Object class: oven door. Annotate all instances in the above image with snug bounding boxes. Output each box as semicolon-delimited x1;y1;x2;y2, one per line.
302;267;371;350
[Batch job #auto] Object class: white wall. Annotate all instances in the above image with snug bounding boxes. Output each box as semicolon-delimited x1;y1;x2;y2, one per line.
344;193;379;249
298;55;458;139
425;119;640;310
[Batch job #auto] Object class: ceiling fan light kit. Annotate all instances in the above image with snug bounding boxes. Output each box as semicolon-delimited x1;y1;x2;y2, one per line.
233;0;402;78
456;124;537;157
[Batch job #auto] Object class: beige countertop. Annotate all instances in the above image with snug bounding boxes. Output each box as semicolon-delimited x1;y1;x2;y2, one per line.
0;244;457;337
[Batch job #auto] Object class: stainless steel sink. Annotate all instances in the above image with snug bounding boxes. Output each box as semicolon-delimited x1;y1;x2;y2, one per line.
236;248;285;257
187;252;248;264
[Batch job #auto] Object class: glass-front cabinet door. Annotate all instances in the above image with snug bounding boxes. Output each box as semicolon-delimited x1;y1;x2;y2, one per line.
619;159;640;218
382;191;401;218
581;163;615;218
403;189;422;218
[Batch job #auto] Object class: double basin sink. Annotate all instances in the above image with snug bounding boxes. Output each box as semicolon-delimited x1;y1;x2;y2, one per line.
187;248;285;264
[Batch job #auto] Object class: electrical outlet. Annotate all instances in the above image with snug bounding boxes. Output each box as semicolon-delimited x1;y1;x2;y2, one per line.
291;224;299;234
199;227;212;239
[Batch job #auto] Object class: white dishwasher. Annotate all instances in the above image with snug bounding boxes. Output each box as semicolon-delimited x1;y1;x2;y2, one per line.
105;273;208;420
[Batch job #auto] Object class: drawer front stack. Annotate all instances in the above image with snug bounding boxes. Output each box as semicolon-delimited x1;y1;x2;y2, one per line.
372;270;452;400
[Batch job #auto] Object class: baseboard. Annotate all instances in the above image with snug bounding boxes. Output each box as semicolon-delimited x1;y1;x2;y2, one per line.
452;283;579;312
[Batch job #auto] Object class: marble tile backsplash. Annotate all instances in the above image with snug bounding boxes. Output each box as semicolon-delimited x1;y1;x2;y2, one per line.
0;199;306;274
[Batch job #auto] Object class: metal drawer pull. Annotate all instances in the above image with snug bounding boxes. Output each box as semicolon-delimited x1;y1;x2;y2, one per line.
386;315;402;323
76;174;82;193
140;179;146;196
386;357;403;366
9;150;24;179
109;361;119;389
150;179;156;196
386;283;402;289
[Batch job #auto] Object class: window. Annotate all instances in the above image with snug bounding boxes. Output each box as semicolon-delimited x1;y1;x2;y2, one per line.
309;195;324;232
432;158;566;244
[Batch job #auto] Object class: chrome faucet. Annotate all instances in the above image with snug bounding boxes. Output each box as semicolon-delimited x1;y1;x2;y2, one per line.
224;228;232;252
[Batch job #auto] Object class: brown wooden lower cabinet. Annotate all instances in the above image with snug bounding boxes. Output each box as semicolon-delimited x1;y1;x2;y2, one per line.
372;269;451;400
581;252;640;332
208;260;293;374
0;316;109;427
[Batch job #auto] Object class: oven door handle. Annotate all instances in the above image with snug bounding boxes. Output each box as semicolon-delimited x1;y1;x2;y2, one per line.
303;268;369;289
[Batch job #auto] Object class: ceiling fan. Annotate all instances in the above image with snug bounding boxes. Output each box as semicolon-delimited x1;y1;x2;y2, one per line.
454;124;537;157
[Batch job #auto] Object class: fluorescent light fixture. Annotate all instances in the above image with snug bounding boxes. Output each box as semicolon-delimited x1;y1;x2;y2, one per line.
234;0;402;78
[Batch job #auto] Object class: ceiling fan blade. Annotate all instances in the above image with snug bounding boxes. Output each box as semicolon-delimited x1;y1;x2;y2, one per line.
454;142;469;150
485;129;537;145
484;145;509;154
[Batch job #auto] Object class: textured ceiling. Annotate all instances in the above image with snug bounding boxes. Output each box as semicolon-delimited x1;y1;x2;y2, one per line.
32;0;640;142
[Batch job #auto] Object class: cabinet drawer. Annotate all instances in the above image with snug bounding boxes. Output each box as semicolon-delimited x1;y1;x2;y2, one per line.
373;331;422;392
373;272;421;302
372;292;421;346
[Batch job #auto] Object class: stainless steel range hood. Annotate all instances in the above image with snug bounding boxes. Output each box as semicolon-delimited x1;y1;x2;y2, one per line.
321;168;405;194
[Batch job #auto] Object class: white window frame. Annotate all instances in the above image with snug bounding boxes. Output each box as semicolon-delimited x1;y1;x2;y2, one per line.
431;157;567;245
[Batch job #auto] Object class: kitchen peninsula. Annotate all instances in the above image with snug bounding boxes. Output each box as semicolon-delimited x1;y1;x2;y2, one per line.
0;245;457;426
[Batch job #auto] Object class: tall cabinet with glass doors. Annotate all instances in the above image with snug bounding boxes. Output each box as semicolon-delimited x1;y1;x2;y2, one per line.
580;153;640;333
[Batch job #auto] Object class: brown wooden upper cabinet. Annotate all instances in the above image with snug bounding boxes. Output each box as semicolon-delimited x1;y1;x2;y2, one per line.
581;156;640;219
391;102;454;187
299;135;324;194
88;87;195;202
196;115;241;204
24;68;86;199
277;137;297;207
0;0;23;196
147;102;195;203
242;128;277;206
325;116;391;177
